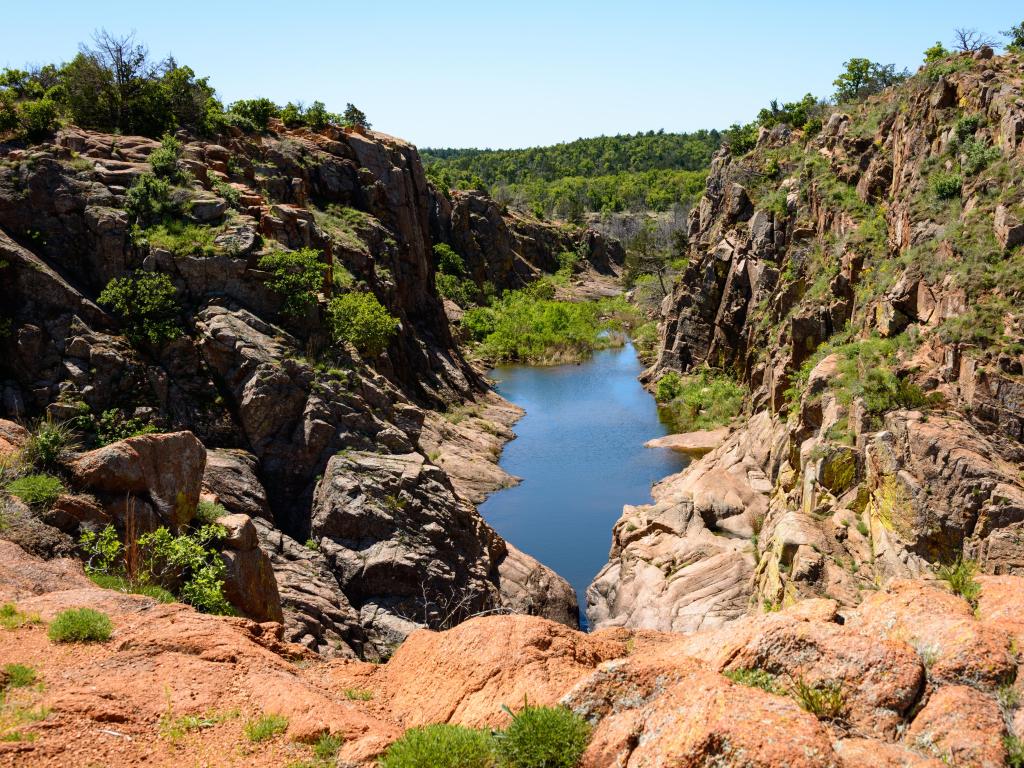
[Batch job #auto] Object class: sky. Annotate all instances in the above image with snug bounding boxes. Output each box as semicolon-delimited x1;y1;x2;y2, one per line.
3;1;1019;149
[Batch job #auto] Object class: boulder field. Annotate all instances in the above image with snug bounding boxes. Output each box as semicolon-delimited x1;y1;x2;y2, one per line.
0;538;1019;767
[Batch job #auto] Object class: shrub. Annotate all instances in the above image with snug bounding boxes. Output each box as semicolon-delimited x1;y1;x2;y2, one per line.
723;667;780;694
148;134;182;180
18;98;59;141
124;173;176;224
244;713;289;742
343;688;373;701
959;139;999;176
97;272;182;346
327;292;399;357
0;92;19;134
434;243;465;276
1006;735;1024;768
228;98;279;130
436;273;477;307
379;723;495;768
5;473;65;509
495;703;590;768
937;557;982;606
23;417;79;468
2;663;38;689
95;409;158;446
194;500;228;525
137;524;233;615
257;248;325;317
931;171;962;200
655;369;745;432
48;608;113;643
790;678;846;720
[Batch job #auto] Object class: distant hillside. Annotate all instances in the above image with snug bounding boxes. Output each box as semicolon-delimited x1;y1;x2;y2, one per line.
422;130;720;219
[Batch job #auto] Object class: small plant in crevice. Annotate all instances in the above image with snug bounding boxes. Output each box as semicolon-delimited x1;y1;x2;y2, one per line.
723;667;781;694
4;473;65;510
244;713;289;743
937;557;981;607
22;416;80;468
789;677;846;721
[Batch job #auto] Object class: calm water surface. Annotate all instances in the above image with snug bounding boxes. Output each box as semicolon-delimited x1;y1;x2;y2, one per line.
480;342;687;625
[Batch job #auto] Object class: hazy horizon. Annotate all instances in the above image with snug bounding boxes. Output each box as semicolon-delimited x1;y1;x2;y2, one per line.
4;0;1018;149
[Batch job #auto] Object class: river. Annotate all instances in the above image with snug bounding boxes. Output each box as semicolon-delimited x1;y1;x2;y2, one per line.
479;341;688;627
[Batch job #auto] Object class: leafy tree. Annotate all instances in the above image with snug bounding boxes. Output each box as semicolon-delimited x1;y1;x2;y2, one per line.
342;103;370;131
97;271;182;346
147;133;183;180
757;93;823;132
17;98;59;140
228;97;279;130
924;41;949;62
124;173;176;224
303;100;335;129
723;122;758;155
624;220;672;294
833;58;908;103
1004;21;1024;51
327;291;399;356
257;248;325;316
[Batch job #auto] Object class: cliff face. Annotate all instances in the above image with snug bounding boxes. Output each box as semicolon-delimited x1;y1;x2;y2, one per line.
590;49;1024;629
0;122;581;656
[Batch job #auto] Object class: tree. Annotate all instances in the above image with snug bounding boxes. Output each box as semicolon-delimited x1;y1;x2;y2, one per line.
228;98;279;130
624;220;672;295
327;292;399;356
342;103;370;131
923;41;949;63
833;58;908;103
1003;21;1024;51
952;28;997;52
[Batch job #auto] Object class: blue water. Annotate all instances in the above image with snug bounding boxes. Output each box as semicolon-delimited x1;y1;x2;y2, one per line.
480;342;688;626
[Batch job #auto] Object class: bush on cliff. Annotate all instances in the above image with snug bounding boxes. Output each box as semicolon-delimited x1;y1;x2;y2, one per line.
124;173;177;224
327;291;400;357
257;248;325;317
228;98;280;130
98;272;182;346
5;473;65;510
378;724;496;768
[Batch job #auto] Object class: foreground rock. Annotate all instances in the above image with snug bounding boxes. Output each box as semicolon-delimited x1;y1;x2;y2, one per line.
1;537;1020;767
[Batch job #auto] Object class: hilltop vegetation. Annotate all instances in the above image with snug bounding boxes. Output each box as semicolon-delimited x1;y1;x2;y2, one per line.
423;130;719;219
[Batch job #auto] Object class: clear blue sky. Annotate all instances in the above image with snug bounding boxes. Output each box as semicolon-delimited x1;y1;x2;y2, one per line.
3;1;1018;149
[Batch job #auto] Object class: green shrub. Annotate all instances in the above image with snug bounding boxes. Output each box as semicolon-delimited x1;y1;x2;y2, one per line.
23;417;79;468
959;139;999;176
194;500;228;525
258;248;325;317
18;98;59;141
495;703;591;768
954;114;982;142
436;273;477;307
124;173;176;224
212;179;240;209
97;272;182;346
937;557;982;607
5;473;65;509
723;667;780;694
79;524;123;575
931;171;962;200
655;369;745;432
48;608;112;643
244;713;289;742
95;409;158;446
379;723;496;768
0;92;19;134
434;243;465;276
2;663;38;689
148;134;182;180
137;524;233;615
228;98;279;130
1006;735;1024;768
327;292;399;357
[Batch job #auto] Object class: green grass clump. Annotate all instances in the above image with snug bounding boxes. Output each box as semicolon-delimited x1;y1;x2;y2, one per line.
654;369;744;432
194;500;228;525
5;473;65;509
22;417;79;468
2;663;38;690
159;708;237;743
87;572;176;603
344;688;373;701
495;703;591;768
312;732;344;760
790;678;846;721
937;557;982;607
0;604;41;631
1006;735;1024;768
723;668;780;694
47;608;113;644
378;723;496;768
244;713;289;742
141;219;217;257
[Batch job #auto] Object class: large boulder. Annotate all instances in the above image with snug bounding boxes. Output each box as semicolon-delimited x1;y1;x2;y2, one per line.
218;513;283;623
906;685;1006;767
69;431;206;528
